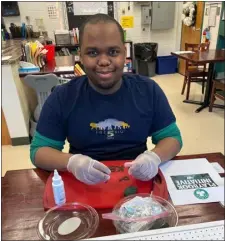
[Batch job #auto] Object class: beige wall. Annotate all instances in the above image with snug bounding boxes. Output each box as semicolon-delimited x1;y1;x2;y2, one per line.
2;64;29;138
117;2;183;56
3;2;67;42
3;2;183;54
11;63;37;133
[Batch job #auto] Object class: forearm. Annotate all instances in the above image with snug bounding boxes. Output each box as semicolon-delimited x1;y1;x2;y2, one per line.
35;147;73;171
151;137;181;162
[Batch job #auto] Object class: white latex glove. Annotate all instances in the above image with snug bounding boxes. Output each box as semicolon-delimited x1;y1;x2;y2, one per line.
67;154;111;185
124;151;161;181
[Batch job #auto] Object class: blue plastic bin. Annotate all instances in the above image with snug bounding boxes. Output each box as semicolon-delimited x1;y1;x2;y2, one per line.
156;55;178;75
18;67;40;73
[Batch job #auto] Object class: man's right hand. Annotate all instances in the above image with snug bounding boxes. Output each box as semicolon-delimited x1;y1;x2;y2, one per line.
67;154;111;185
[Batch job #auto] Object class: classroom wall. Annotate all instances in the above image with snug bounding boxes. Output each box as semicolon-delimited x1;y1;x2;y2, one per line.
3;2;183;54
117;2;183;56
2;65;29;139
3;2;67;41
201;2;222;49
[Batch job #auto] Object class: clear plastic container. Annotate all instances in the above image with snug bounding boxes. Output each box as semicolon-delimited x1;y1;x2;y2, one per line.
37;202;99;240
112;193;178;234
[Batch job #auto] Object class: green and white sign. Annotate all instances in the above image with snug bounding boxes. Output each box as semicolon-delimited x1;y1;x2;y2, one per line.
159;158;224;205
194;189;209;199
171;173;218;190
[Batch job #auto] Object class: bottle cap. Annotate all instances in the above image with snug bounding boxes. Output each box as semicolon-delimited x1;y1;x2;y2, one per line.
52;169;62;185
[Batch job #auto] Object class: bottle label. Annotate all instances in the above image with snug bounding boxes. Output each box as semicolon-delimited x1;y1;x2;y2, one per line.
53;185;66;205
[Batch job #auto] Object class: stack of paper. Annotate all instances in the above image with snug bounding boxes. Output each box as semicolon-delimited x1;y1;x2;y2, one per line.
54;66;74;72
173;51;194;54
54;64;85;76
23;40;48;68
159;158;224;206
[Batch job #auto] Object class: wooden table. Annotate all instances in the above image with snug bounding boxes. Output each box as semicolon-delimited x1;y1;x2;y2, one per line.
19;56;76;78
2;153;225;240
171;50;225;113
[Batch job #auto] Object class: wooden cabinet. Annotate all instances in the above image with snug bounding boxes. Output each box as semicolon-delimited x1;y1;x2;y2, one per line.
2;108;11;145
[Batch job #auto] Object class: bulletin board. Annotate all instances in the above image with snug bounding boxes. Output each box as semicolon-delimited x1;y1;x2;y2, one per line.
66;1;114;30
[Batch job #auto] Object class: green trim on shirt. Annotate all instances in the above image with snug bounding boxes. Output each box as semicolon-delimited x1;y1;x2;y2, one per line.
30;131;65;165
30;122;182;165
151;122;183;148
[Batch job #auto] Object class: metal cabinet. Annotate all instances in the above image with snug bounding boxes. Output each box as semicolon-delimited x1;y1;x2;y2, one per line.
151;2;175;30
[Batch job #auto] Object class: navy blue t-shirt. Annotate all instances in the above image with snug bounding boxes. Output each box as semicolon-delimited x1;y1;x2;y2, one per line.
37;74;176;160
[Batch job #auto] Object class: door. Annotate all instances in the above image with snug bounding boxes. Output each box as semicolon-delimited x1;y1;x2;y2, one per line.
2;108;12;145
179;2;205;75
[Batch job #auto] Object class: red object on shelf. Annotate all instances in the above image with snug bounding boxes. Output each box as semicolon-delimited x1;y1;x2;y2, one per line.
43;45;55;61
43;160;168;210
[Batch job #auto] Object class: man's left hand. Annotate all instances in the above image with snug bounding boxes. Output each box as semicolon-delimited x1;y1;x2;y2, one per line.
124;151;161;181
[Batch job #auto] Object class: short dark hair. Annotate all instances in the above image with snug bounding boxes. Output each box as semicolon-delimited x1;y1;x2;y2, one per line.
79;13;124;46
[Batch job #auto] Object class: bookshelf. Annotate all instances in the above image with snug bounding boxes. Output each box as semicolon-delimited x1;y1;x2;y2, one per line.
55;40;134;73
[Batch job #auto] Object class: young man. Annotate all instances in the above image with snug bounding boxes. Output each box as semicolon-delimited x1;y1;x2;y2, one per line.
31;14;182;185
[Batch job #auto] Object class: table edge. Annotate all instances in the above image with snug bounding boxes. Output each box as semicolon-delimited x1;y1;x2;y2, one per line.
171;51;225;64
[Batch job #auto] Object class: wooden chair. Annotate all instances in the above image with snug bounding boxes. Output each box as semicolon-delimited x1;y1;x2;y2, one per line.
181;42;210;100
209;78;225;112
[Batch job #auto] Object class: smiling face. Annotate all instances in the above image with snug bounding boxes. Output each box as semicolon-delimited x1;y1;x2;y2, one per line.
80;22;126;94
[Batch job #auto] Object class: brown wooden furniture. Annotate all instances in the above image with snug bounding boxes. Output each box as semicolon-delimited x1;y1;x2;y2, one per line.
2;153;225;240
209;78;225;112
19;56;76;78
1;108;12;145
181;43;210;100
179;2;205;75
171;49;225;113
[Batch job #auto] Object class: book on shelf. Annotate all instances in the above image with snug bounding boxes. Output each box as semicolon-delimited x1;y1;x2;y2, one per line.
73;28;79;44
74;63;85;76
22;40;48;68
